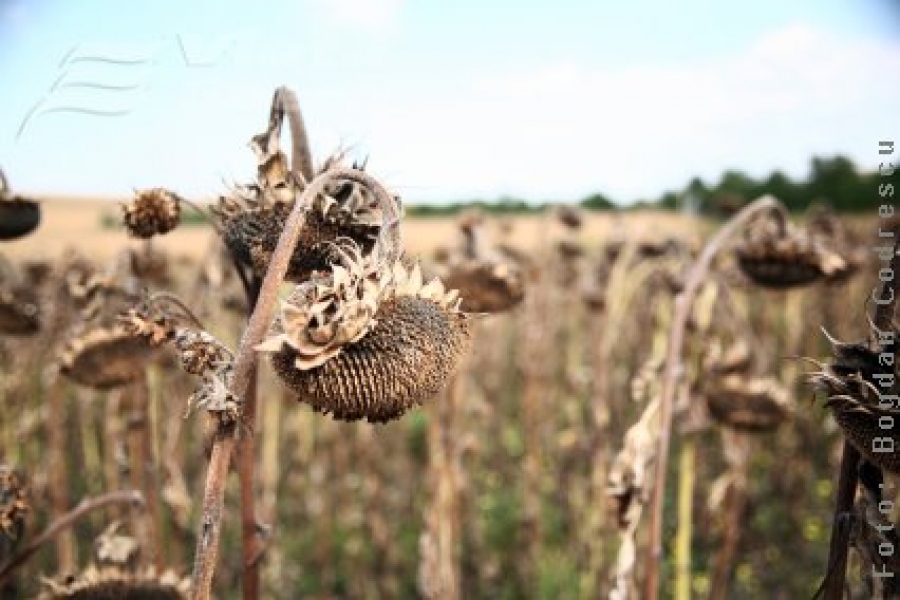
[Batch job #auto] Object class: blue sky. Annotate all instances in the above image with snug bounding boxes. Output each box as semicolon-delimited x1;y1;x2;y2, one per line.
1;0;898;204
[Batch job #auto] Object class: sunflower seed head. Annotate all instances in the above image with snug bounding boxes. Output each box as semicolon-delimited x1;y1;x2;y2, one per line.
0;281;40;336
39;564;190;599
121;188;182;238
809;324;900;473
704;374;793;432
215;155;400;282
259;244;469;422
735;217;846;288
119;309;176;347
0;466;28;550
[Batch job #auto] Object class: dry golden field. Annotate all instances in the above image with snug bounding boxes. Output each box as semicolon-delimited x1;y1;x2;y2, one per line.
2;196;703;262
0;187;886;600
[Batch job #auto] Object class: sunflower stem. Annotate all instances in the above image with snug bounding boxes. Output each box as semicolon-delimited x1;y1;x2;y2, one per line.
238;276;262;600
238;360;261;600
644;195;787;599
45;371;76;574
188;164;398;599
123;375;163;570
234;89;313;596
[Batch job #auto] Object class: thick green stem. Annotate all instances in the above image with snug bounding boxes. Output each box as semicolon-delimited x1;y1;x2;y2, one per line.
674;438;695;600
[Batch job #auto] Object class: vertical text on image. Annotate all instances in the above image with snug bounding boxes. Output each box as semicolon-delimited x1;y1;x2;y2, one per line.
872;139;896;581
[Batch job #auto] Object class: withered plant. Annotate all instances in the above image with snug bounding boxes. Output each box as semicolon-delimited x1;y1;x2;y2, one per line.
0;167;40;241
605;195;852;598
807;237;900;599
115;86;472;599
0;97;881;600
434;210;525;313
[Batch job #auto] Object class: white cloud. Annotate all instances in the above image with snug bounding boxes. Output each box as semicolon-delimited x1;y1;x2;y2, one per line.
4;19;898;204
321;24;900;202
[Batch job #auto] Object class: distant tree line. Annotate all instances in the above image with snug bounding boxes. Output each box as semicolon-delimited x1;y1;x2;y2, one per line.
646;154;885;215
404;154;887;216
405;196;538;217
96;154;887;228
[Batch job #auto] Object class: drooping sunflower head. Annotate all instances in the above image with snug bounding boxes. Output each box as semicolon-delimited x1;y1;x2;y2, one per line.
0;465;28;562
58;272;161;390
214;155;401;282
734;216;846;289
439;260;525;313
39;565;189;600
704;375;794;432
810;327;900;474
804;203;866;283
59;325;159;390
258;244;469;422
0;167;40;241
0;278;40;336
556;204;583;229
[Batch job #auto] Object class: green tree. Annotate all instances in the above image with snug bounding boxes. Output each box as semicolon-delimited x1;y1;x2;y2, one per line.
579;192;617;210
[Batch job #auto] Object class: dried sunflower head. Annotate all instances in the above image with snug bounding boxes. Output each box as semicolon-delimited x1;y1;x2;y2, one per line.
59;272;157;390
121;189;182;238
734;217;845;289
0;167;40;241
556;205;583;229
439;260;525;313
59;325;159;390
40;565;189;600
433;210;526;312
704;374;793;432
258;247;469;423
0;282;40;335
810;329;900;473
805;204;866;283
704;340;754;376
59;266;168;390
121;300;240;423
0;466;28;561
0;199;40;241
215;156;400;282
